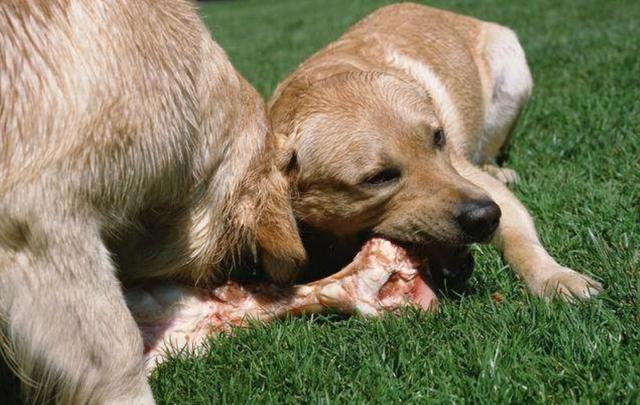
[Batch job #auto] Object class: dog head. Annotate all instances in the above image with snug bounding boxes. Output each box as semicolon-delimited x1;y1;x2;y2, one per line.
272;71;500;289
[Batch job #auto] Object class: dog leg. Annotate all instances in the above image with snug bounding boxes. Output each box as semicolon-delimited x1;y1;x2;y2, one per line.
474;24;530;187
469;26;601;299
452;156;602;300
0;215;154;404
476;24;533;165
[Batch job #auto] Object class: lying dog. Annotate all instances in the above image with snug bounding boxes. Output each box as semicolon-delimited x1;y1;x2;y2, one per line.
270;3;602;299
0;0;305;403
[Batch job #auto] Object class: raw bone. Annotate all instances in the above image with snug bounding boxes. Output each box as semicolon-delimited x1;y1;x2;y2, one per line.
125;239;435;371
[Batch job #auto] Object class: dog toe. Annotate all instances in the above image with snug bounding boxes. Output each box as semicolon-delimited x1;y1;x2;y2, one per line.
541;268;603;301
482;164;520;185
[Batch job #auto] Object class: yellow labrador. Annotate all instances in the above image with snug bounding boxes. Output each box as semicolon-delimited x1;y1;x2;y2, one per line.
270;3;602;299
0;0;304;403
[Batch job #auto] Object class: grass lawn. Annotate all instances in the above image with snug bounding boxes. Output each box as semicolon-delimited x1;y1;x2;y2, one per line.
149;0;640;403
2;0;638;403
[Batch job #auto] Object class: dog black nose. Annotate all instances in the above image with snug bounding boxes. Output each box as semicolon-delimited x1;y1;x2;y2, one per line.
456;200;501;242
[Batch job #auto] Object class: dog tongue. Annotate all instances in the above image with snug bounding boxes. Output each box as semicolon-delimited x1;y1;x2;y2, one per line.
126;238;437;371
412;272;438;310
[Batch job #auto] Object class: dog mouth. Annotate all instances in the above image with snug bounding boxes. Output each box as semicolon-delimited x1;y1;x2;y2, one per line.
405;241;475;295
371;239;475;308
298;226;475;307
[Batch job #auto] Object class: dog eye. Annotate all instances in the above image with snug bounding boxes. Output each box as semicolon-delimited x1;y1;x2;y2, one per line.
361;167;402;186
433;128;446;149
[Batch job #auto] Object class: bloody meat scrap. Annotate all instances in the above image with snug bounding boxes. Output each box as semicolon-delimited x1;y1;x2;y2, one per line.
126;238;437;370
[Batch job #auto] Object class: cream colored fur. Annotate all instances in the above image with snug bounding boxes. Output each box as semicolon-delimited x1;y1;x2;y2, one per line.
0;0;305;403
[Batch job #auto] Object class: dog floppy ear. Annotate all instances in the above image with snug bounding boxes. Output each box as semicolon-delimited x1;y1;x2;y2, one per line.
275;132;300;179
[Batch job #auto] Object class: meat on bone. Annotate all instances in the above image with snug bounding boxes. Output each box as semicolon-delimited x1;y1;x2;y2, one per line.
125;238;437;371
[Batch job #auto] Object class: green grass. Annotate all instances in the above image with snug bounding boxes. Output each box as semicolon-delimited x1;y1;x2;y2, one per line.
149;0;640;403
2;0;638;403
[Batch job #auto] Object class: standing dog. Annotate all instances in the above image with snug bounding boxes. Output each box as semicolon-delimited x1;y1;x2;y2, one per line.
0;0;304;403
270;3;602;298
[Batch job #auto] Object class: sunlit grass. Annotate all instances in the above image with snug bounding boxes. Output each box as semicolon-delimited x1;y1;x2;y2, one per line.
4;0;637;403
148;0;640;403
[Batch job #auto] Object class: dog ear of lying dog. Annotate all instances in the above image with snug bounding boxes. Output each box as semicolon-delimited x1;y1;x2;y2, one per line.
0;0;304;403
270;3;602;298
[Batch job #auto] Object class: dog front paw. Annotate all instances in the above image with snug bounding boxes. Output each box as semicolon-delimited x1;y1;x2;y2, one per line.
482;164;519;185
537;267;603;301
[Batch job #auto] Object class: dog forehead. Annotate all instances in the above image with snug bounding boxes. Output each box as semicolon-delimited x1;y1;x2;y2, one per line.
289;73;442;180
296;116;384;177
294;111;432;184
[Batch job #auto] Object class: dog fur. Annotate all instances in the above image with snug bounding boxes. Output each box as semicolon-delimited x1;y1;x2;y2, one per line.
270;3;602;300
0;0;305;403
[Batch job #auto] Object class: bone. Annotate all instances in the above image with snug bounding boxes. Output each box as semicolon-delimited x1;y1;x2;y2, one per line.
125;239;436;371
